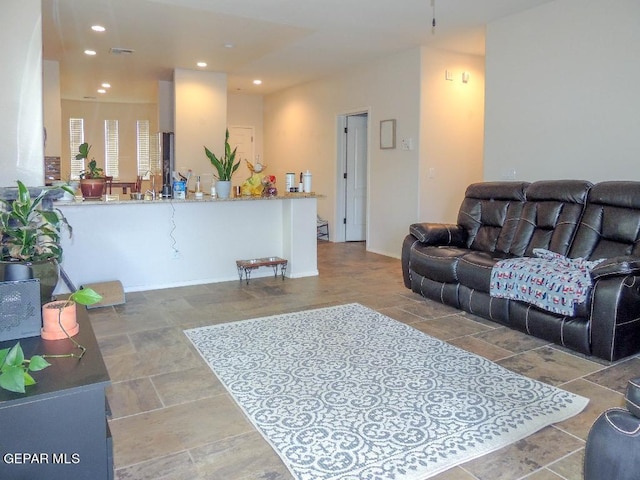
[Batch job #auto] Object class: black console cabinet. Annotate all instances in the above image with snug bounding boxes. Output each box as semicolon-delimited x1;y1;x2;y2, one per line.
0;308;112;479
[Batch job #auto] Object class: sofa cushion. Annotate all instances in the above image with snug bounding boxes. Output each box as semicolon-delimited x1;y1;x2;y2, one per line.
457;182;529;253
509;180;592;257
569;182;640;260
409;245;469;283
456;251;512;293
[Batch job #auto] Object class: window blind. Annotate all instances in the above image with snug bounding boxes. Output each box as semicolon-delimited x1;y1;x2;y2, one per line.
150;131;161;177
137;120;151;179
69;118;84;179
104;120;119;178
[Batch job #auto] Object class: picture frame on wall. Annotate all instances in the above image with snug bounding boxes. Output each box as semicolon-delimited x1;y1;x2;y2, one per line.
380;119;396;149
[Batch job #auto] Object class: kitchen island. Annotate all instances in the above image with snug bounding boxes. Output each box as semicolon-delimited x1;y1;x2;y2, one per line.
56;194;319;293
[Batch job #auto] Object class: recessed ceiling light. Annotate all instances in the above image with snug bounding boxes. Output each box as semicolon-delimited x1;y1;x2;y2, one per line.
253;79;262;85
91;25;106;32
101;83;111;88
223;42;235;49
197;62;207;68
97;89;107;94
84;49;97;56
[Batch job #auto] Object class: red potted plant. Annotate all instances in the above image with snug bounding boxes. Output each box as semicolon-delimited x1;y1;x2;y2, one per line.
77;143;106;199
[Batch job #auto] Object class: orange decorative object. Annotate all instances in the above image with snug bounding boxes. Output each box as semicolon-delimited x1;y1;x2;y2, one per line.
41;301;79;340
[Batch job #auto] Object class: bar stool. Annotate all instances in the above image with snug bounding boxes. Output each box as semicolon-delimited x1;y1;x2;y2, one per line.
317;215;329;240
104;176;113;195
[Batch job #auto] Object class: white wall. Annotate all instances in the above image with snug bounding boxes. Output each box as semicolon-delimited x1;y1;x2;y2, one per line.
158;80;175;133
264;49;422;258
0;0;43;186
420;48;485;223
43;60;62;158
484;0;640;182
228;93;264;164
264;47;485;256
174;69;227;179
60;101;158;181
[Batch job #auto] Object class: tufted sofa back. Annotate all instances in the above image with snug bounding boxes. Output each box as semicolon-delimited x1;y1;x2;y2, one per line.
569;182;640;260
457;182;529;253
509;180;593;257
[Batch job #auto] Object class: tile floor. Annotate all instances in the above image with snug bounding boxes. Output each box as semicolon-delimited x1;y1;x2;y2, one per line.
88;242;637;480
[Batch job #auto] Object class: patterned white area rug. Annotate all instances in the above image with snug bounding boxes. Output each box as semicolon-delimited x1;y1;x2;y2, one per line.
184;303;588;480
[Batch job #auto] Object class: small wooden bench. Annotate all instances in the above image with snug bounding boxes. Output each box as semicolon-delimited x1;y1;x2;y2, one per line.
236;257;288;284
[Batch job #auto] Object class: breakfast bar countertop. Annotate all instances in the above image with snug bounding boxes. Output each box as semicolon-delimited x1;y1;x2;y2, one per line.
55;192;321;206
55;194;319;294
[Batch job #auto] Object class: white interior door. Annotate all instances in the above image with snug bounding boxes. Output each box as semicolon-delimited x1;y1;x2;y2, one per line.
345;114;367;241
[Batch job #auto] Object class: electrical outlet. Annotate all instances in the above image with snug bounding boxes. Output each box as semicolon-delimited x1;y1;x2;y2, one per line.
401;138;413;151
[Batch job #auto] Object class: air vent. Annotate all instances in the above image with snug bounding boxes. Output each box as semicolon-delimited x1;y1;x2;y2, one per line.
110;47;135;55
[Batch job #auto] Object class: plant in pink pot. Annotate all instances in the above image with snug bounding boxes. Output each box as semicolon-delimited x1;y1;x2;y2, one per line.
41;287;102;343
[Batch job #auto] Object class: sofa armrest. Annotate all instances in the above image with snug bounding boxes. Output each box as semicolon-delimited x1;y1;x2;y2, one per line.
409;223;467;246
590;274;640;361
590;256;640;280
626;378;640;418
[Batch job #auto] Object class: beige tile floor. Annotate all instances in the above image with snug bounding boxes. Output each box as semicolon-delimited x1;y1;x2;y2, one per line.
88;242;637;480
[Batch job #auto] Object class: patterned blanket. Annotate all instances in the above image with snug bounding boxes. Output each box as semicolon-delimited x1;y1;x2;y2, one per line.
490;249;604;316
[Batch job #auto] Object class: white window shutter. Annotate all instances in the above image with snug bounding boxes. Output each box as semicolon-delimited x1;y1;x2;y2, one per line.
69;118;84;179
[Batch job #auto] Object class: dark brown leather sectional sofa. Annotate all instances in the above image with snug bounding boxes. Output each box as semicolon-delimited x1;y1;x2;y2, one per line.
402;180;640;361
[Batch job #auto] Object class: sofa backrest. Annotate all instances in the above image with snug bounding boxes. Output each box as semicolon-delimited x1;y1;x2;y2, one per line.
457;182;529;253
509;180;593;257
569;181;640;260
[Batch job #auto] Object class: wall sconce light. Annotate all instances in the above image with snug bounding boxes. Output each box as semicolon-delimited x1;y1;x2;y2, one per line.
462;72;470;84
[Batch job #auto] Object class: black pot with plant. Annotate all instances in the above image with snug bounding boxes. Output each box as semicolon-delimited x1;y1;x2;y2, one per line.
1;180;73;305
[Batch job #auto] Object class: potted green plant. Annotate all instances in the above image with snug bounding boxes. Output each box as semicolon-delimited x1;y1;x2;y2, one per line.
77;143;106;199
204;129;240;199
1;180;73;305
0;287;102;394
41;287;103;342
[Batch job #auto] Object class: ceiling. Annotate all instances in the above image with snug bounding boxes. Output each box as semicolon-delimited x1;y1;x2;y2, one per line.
42;0;555;103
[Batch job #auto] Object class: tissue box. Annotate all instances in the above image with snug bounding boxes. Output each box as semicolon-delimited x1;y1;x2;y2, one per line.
0;279;42;342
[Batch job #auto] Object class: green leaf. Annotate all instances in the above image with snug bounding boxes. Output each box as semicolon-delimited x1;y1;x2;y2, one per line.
5;343;24;367
23;372;36;386
0;347;9;366
0;366;26;393
28;355;51;372
70;287;103;306
16;180;30;204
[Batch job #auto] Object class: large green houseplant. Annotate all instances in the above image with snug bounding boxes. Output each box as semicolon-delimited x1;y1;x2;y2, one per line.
0;180;73;304
77;143;106;199
204;129;240;199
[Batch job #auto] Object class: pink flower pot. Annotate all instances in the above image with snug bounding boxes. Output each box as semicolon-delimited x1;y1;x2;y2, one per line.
41;300;79;340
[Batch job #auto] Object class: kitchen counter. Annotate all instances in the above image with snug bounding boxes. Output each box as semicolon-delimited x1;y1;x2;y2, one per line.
56;192;320;206
56;195;319;293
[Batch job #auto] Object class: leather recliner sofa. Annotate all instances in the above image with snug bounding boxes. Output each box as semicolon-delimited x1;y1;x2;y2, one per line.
401;180;640;361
